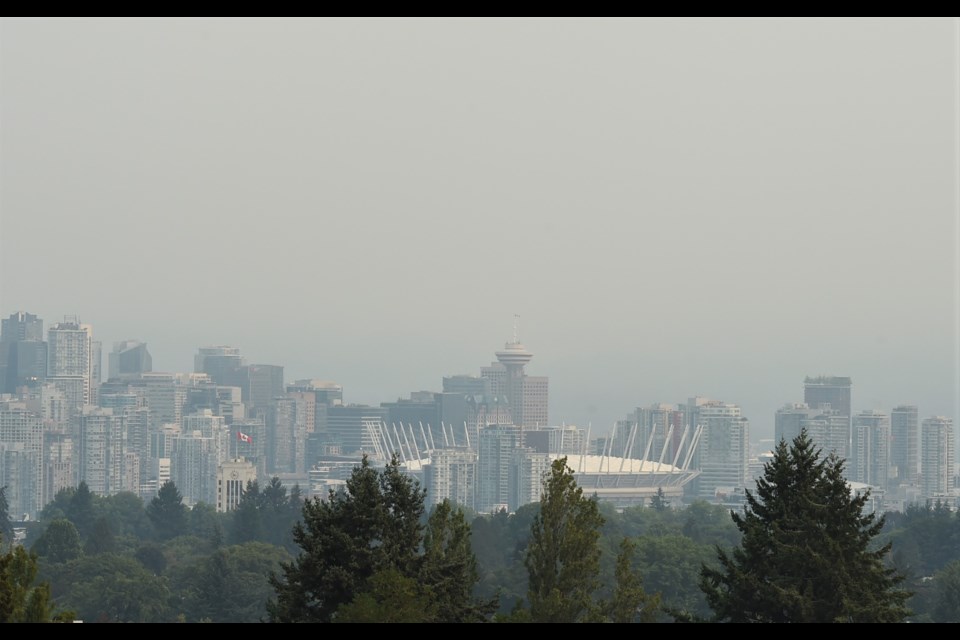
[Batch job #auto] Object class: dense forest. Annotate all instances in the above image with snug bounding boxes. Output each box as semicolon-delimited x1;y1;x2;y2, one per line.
1;443;959;622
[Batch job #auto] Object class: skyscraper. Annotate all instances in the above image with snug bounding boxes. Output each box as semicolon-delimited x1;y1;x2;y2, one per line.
78;406;127;496
476;422;522;513
694;401;750;500
479;323;548;428
851;410;890;490
775;402;850;462
194;346;243;384
890;405;919;488
47;317;95;407
108;340;153;380
921;416;955;501
804;376;852;424
0;311;46;393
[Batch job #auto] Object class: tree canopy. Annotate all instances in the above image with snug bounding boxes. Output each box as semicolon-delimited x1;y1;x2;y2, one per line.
1;533;72;622
700;429;912;623
523;456;605;622
147;480;188;541
267;454;494;623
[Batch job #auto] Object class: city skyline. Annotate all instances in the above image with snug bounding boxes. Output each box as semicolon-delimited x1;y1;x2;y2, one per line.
0;306;955;444
1;18;957;441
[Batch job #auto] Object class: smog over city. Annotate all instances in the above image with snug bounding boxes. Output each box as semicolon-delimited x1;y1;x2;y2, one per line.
0;18;957;623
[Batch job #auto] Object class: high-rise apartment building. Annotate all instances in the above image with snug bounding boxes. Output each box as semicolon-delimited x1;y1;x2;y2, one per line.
921;416;955;501
47;317;96;408
78;406;127;496
423;448;477;509
775;402;851;462
890;405;919;488
0;399;44;517
694;401;750;500
851;410;890;490
476;423;522;513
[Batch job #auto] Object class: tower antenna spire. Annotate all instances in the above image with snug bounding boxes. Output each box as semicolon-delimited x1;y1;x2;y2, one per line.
513;314;520;344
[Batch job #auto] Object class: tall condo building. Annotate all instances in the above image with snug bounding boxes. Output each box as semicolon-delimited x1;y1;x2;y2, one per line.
78;406;127;496
851;410;890;490
0;399;44;517
47;317;97;408
694;401;750;501
920;416;955;501
476;423;522;513
775;403;851;462
890;405;919;488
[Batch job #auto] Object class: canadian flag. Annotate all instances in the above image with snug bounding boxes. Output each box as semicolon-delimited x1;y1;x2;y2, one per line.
238;431;253;444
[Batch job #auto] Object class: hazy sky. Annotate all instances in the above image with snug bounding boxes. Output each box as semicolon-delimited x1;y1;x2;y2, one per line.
1;18;957;441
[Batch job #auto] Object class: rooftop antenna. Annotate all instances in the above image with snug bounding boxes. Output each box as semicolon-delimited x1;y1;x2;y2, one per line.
513;314;520;343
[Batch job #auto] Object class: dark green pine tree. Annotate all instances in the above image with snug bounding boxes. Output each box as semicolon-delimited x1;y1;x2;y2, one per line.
0;487;13;543
268;455;493;623
700;429;912;623
147;480;188;541
420;499;498;623
66;481;95;540
230;480;264;544
267;455;426;623
524;456;605;623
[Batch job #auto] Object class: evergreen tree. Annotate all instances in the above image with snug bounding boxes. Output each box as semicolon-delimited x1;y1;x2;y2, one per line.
0;487;12;543
604;537;661;623
421;499;498;622
147;480;188;541
267;455;423;622
649;487;669;512
230;480;264;544
268;454;493;623
524;456;605;623
699;430;912;623
66;481;95;540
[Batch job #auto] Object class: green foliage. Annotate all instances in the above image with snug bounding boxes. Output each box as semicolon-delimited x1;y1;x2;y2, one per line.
135;543;167;575
0;533;73;622
147;481;188;541
334;568;438;623
928;559;960;623
700;430;912;623
51;553;172;622
0;487;12;542
31;519;83;564
524;457;605;623
650;487;669;512
422;499;499;622
631;534;715;620
268;455;493;623
83;517;116;555
66;482;95;540
603;537;660;623
178;542;291;623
